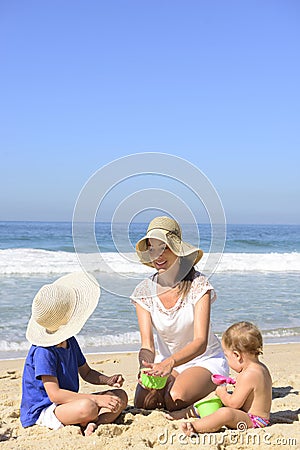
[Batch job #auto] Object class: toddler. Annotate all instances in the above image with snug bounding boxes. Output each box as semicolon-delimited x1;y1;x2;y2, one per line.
181;321;272;434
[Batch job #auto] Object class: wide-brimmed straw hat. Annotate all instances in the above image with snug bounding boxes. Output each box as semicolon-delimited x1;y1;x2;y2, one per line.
26;271;100;347
136;216;203;268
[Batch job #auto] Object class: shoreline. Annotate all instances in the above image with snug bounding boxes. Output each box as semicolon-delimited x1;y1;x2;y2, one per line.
1;340;300;363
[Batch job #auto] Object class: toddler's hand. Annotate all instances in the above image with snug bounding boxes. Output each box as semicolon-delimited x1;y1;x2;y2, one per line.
216;385;227;397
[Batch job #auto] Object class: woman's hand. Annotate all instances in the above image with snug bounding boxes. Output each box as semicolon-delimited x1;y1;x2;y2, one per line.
142;358;174;377
137;371;155;390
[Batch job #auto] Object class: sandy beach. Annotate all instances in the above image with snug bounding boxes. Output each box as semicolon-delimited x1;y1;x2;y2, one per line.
0;343;299;450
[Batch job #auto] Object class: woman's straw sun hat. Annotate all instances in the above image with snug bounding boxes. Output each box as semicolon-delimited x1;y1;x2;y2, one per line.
26;271;100;347
136;216;203;268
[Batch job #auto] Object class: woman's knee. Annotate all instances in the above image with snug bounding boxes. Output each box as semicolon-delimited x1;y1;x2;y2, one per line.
164;385;187;411
134;385;164;409
165;369;216;411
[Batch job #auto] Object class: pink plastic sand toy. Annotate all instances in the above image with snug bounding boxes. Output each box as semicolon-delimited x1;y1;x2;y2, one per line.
211;374;236;385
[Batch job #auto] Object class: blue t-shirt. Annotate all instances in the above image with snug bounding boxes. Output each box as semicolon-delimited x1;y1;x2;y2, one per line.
20;336;86;427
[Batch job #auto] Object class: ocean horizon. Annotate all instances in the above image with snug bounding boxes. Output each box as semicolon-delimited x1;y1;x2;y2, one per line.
0;221;299;360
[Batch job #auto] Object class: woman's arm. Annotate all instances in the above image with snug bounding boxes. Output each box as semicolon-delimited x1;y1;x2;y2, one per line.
135;303;155;353
144;291;211;377
135;303;156;376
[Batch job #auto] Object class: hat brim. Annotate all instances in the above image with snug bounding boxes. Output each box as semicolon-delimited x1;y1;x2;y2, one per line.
136;229;203;268
26;272;100;347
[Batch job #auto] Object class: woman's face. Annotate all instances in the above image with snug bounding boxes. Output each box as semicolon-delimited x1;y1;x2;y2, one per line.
147;238;179;273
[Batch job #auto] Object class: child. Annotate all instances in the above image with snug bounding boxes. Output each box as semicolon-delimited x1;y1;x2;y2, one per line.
20;272;128;436
166;322;272;434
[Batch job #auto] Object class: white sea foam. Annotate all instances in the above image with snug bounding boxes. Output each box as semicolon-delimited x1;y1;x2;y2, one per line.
0;332;142;356
0;339;30;353
76;331;142;348
0;328;299;358
214;252;300;272
0;248;300;274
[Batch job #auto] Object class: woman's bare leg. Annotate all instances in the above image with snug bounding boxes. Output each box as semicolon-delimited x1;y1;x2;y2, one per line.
164;367;215;412
134;374;176;410
165;405;198;420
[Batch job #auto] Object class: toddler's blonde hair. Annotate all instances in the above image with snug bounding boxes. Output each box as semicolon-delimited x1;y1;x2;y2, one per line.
222;321;263;356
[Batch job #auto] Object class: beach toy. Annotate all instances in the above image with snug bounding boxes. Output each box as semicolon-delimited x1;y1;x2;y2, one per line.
194;397;223;417
140;368;168;390
211;374;236;386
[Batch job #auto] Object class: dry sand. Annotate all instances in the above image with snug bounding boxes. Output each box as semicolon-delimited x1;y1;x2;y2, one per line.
0;343;299;449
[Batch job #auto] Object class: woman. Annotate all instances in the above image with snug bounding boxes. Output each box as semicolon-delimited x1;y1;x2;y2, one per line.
130;216;228;412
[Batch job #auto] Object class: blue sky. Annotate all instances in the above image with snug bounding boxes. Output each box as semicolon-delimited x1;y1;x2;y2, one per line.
1;0;299;223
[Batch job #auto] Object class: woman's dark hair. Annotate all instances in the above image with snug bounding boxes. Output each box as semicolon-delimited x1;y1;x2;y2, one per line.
176;254;197;297
146;239;197;297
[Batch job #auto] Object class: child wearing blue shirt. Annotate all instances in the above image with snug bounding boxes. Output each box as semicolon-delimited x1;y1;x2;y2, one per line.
20;272;128;436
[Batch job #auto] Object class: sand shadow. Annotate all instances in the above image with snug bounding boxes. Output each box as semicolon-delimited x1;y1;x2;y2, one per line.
272;386;299;399
0;430;12;442
271;386;299;425
115;405;154;425
270;408;300;424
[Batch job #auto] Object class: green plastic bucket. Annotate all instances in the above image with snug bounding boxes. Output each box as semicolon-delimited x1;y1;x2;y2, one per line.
194;396;223;417
140;369;168;390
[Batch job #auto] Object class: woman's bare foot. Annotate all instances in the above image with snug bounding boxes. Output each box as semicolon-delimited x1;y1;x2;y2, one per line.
164;410;186;420
84;422;97;436
181;421;197;436
164;405;197;421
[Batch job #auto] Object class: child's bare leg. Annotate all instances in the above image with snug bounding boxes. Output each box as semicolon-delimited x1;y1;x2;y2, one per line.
55;398;99;428
181;407;254;435
93;389;128;426
55;390;128;435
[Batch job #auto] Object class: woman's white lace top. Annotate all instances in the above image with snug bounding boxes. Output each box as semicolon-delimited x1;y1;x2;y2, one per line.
130;271;222;361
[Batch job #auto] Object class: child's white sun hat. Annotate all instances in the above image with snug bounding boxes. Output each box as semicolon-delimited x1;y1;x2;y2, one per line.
26;271;100;347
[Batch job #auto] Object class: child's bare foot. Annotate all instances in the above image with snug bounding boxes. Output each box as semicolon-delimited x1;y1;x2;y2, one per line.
181;421;197;436
84;422;97;436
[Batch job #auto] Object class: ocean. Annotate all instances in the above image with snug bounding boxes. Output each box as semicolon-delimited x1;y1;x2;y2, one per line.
0;221;300;360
